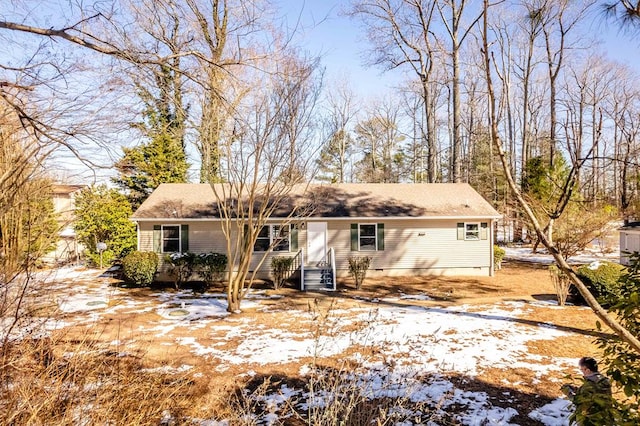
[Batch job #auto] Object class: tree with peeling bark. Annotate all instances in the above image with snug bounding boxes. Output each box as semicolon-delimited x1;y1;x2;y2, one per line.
480;0;640;355
214;54;321;312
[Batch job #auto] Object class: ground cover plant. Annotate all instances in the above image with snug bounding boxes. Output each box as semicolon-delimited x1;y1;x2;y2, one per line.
0;254;621;425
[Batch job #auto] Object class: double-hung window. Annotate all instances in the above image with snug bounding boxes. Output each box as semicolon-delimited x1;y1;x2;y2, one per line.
153;224;189;253
359;224;377;251
457;222;488;241
253;224;291;252
350;223;384;251
465;223;480;240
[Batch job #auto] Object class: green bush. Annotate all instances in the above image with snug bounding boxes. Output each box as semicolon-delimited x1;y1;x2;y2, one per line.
165;252;197;289
596;253;640;424
571;261;626;306
271;256;294;290
122;251;159;286
197;252;227;285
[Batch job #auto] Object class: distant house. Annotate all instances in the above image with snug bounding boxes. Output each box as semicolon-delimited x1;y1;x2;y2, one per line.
619;222;640;266
44;184;85;264
131;183;501;290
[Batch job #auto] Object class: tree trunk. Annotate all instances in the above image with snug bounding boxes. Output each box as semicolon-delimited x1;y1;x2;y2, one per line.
481;0;640;355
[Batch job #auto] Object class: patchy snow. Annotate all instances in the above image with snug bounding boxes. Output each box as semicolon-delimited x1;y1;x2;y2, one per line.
504;246;619;265
17;246;619;425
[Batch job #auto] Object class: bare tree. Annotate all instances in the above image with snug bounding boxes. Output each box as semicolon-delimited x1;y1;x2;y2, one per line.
350;0;443;182
317;78;359;183
435;0;484;183
354;98;405;183
481;0;640;354
534;0;596;168
0;98;59;356
214;55;320;312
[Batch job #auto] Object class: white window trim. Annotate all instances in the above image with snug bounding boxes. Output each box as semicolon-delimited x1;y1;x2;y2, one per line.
359;223;379;251
464;222;480;241
161;224;182;253
254;224;291;252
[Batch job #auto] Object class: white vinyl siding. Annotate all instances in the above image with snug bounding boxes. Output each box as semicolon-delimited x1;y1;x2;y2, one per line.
139;222;227;254
620;229;640;266
138;218;493;279
331;219;492;276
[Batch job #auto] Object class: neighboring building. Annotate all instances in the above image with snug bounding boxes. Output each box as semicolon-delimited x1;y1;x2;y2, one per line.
131;183;501;289
44;184;85;264
619;222;640;266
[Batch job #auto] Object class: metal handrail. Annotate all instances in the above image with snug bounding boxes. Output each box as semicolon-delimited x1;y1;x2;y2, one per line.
295;249;305;291
329;247;336;290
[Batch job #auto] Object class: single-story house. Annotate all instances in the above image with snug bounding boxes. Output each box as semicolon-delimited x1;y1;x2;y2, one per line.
131;183;502;290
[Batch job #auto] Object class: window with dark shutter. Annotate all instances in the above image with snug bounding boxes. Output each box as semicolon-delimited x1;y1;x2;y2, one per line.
162;225;180;252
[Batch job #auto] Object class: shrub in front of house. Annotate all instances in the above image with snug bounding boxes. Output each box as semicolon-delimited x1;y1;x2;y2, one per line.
197;252;227;285
165;252;197;289
571;261;626;306
122;251;159;286
271;256;295;290
348;256;372;290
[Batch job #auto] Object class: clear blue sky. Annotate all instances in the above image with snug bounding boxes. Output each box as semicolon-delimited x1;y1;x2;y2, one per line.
276;0;640;99
275;0;404;97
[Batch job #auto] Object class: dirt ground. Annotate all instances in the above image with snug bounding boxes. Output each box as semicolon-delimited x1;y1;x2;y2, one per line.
52;259;608;425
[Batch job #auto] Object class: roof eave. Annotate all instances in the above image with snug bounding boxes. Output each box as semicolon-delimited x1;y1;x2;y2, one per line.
131;214;502;222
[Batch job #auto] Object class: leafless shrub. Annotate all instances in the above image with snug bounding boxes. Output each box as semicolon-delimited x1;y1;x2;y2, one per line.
0;326;200;425
219;299;446;425
549;264;572;306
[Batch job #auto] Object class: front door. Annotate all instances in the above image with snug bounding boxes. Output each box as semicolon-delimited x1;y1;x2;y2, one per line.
307;222;327;265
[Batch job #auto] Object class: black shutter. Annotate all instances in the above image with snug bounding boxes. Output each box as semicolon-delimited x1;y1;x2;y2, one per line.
350;224;358;251
181;224;189;252
153;225;161;252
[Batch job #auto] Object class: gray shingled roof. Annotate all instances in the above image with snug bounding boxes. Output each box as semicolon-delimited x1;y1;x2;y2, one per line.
131;183;501;220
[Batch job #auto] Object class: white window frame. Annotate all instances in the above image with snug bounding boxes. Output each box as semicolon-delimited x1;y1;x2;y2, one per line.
359;223;378;251
465;222;480;241
162;224;181;253
253;224;291;252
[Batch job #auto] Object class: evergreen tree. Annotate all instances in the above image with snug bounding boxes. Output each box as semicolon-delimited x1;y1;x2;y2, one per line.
468;129;508;205
74;185;136;267
113;63;189;209
597;252;640;424
113;133;189;209
316;129;354;183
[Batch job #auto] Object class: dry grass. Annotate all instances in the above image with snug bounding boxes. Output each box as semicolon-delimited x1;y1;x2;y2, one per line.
0;330;205;425
0;260;608;425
